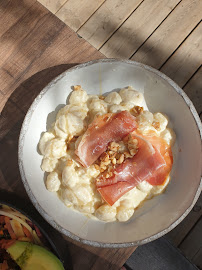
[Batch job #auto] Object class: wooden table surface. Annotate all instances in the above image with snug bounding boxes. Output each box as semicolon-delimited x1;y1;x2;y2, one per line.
0;0;201;269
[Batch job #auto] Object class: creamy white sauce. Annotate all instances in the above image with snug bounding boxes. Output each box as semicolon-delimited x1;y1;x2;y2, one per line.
39;86;175;222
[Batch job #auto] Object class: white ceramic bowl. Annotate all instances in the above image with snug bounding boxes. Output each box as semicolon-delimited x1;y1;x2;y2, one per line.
19;59;202;248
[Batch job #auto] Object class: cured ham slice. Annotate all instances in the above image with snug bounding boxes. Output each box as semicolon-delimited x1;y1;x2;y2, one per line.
97;133;173;205
75;111;137;167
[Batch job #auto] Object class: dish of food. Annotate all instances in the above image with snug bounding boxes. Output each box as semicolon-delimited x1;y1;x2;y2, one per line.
0;204;64;270
39;85;175;222
19;59;201;247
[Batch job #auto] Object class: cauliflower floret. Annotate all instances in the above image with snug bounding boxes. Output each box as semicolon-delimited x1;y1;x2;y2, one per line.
41;157;58;172
73;185;93;205
62;165;79;188
137;111;156;134
151;176;170;195
137;181;153;193
56;105;70;120
104;92;122;105
44;138;66;159
39;132;55;155
119;87;144;107
61;188;79;206
54;115;68;139
95;205;117;222
76;202;95;214
68;104;88;120
54;113;84;139
153;112;168;132
121;187;148;209
116;206;134;222
88;98;108;116
46;172;61;192
109;104;126;113
161;128;176;145
69;89;88;104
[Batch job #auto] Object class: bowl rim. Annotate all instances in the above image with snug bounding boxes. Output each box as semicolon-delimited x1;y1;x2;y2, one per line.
18;58;202;248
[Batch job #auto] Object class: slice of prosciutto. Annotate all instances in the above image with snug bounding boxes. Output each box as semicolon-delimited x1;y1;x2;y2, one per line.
75;111;137;167
97;133;173;205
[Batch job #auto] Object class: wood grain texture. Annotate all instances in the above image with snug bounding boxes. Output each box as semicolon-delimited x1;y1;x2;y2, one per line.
131;0;202;69
100;0;181;58
179;217;202;269
183;66;202;114
0;1;137;269
56;0;106;32
0;0;36;37
78;0;143;49
160;22;202;88
165;194;202;247
37;0;67;14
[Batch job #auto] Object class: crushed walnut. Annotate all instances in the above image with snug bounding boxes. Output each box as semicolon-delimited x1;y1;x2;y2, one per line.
94;136;139;178
130;106;144;117
152;121;160;130
66;159;73;166
73;85;81;91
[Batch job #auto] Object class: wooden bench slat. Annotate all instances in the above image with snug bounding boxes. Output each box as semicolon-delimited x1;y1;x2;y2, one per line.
160;22;202;88
77;0;143;49
192;248;202;270
37;0;68;14
0;0;36;38
0;3;51;67
56;0;106;32
165;194;202;247
131;0;202;69
100;0;180;58
0;100;24;140
179;217;202;268
182;66;202;114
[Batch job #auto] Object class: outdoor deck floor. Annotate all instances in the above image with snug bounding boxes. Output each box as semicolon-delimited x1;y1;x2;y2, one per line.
38;0;202;268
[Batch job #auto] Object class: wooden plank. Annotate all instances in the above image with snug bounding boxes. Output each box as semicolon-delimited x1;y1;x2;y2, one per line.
183;66;202;114
131;0;202;69
192;248;202;270
0;0;36;37
179;218;202;268
0;5;65;96
160;22;202;87
77;0;143;49
37;0;67;14
56;0;106;32
0;100;24;140
0;3;51;67
165;194;202;247
0;120;28;196
8;28;103;112
125;237;199;270
100;0;180;58
66;239;136;270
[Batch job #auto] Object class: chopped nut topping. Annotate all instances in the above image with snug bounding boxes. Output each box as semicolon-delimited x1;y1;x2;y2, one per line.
124;151;133;159
131;106;144;116
112;158;116;165
99;95;105;100
94;164;100;170
108;142;120;151
66;159;73;166
152;121;160;130
117;154;124;164
100;152;109;162
129;148;138;156
73;85;81;91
